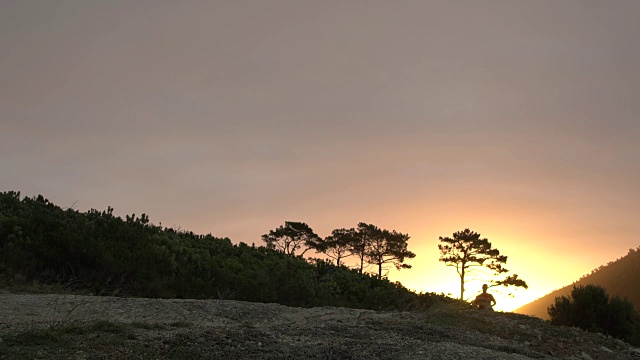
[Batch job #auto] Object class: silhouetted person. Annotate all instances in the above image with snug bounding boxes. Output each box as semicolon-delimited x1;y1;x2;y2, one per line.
472;284;496;310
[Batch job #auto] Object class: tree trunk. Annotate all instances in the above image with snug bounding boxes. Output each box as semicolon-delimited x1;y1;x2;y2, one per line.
460;265;465;300
378;262;382;279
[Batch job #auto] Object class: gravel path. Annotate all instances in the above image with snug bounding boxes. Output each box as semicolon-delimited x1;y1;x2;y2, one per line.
1;292;639;359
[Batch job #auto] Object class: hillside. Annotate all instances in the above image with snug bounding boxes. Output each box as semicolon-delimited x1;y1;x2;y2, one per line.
3;191;640;356
516;247;640;320
1;291;640;359
0;191;446;312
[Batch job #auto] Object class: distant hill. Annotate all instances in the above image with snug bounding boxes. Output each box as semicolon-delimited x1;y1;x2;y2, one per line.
516;247;640;319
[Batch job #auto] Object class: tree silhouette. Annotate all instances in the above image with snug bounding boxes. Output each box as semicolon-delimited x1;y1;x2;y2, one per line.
438;228;525;300
314;228;356;266
349;224;371;275
261;221;321;257
361;223;415;279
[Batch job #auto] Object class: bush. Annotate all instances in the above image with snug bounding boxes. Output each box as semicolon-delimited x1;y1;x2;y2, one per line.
548;284;640;345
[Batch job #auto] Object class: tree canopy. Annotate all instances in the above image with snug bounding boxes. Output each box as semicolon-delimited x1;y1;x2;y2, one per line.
312;222;415;279
360;223;415;279
261;221;321;257
313;228;356;267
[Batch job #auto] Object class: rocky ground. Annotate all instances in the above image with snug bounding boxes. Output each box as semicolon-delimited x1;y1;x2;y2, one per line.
1;291;639;359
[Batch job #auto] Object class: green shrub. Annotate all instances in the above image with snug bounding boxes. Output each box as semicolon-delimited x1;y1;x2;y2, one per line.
0;191;455;313
548;284;640;345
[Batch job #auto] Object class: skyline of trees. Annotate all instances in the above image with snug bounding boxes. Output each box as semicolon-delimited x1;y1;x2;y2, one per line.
3;190;532;308
262;221;416;280
0;190;454;311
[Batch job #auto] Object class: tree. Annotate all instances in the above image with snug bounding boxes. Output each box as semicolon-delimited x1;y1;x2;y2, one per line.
349;223;372;275
362;224;416;279
438;228;526;300
314;228;356;267
261;221;321;257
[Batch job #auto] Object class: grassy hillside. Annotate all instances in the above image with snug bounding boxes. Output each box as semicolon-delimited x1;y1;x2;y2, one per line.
0;190;452;311
516;247;640;319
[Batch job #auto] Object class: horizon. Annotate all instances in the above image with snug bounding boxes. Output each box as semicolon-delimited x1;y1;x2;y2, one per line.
2;1;640;312
5;188;637;312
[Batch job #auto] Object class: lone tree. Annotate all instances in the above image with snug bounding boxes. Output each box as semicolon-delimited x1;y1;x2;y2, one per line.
314;228;356;267
261;221;321;256
362;224;416;279
438;228;527;300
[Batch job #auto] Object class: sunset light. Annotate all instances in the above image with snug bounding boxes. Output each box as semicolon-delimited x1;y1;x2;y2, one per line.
2;0;639;319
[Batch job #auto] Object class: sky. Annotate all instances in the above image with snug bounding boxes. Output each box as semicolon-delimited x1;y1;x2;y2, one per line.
1;0;639;311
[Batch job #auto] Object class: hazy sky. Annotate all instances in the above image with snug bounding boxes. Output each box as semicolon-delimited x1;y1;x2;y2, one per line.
2;1;639;310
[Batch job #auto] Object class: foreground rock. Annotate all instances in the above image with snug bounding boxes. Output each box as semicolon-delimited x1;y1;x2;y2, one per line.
0;292;639;359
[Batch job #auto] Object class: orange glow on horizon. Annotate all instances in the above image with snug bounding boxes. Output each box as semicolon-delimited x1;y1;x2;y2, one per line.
322;202;628;313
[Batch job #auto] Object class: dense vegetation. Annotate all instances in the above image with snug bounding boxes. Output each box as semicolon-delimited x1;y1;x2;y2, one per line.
548;284;640;345
0;191;450;311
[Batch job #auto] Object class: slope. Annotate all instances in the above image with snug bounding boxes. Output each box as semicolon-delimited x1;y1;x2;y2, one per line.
516;247;640;319
2;291;640;359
